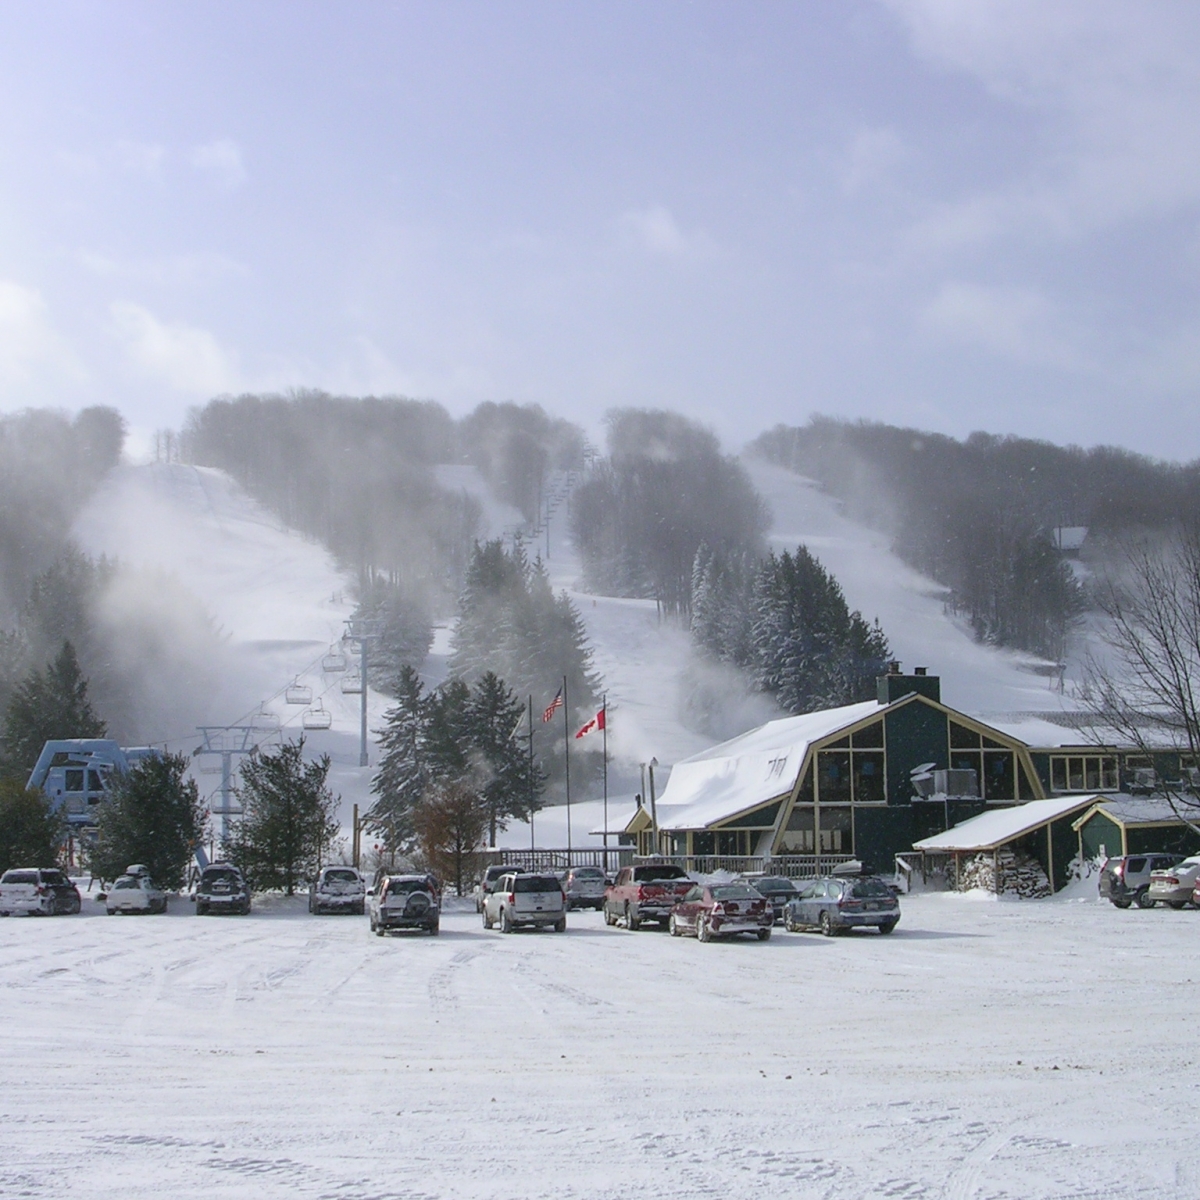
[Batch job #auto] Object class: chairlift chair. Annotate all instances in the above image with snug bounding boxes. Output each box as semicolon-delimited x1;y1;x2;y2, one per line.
254;704;280;730
285;679;313;705
302;703;332;731
322;645;348;673
341;673;363;695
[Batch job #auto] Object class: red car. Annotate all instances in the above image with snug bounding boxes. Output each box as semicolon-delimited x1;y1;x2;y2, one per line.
668;882;774;942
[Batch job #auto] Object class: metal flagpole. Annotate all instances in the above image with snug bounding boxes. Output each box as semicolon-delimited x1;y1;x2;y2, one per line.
563;674;571;858
528;695;535;853
601;693;608;871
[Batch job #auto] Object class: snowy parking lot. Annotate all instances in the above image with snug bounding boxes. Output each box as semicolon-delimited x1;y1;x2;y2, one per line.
1;893;1196;1200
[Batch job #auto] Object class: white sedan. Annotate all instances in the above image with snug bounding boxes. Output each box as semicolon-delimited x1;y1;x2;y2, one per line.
106;873;168;915
1148;856;1200;908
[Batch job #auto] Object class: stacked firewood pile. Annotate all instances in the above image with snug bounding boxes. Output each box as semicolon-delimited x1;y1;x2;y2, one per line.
957;848;1052;898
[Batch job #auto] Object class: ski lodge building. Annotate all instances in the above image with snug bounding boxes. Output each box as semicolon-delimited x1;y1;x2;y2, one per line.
618;665;1199;887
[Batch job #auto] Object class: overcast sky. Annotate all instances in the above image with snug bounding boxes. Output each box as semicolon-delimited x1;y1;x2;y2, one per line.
1;1;1199;459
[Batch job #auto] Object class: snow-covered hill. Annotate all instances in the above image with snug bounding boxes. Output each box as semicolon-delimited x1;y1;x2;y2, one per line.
745;458;1077;717
73;455;1083;851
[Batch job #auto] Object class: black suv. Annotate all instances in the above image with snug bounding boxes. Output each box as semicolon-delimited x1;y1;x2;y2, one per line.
194;863;251;915
1100;854;1183;908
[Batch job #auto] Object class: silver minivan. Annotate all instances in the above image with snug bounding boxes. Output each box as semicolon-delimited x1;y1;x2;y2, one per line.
483;872;566;933
562;866;607;910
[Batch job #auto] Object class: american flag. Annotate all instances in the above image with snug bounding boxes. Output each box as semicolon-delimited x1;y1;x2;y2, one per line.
542;687;563;723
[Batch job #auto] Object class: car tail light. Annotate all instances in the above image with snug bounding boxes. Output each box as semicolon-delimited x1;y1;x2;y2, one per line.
507;893;516;905
1164;877;1179;886
839;899;863;911
711;903;725;916
36;886;49;896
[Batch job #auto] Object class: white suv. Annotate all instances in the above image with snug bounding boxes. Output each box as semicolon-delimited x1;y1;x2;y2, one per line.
483;872;566;933
368;874;440;936
309;866;366;915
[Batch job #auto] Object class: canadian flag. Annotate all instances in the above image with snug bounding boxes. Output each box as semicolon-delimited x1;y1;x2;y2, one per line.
574;706;606;739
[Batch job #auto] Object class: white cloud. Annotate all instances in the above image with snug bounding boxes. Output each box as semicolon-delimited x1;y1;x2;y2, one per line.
189;139;247;192
110;301;236;394
617;205;717;258
0;281;81;384
919;281;1085;369
843;127;908;195
882;0;1200;237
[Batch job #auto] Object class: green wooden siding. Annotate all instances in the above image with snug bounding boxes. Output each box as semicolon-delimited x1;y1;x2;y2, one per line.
883;699;948;807
853;807;917;876
1079;813;1122;860
1127;824;1200;856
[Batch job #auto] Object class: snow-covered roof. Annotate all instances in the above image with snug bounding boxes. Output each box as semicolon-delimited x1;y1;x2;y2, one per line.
656;699;882;830
1072;795;1200;828
913;794;1102;852
981;712;1178;750
588;803;642;836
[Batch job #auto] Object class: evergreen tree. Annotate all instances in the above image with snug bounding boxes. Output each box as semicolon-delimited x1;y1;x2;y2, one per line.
424;678;473;779
751;547;885;712
370;666;545;854
449;539;600;798
231;740;340;894
570;409;768;615
370;665;430;848
690;544;891;716
1;641;106;775
90;753;204;888
0;779;65;873
466;671;543;844
352;572;434;691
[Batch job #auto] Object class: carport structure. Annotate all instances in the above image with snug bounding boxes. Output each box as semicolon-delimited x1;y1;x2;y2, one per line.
911;794;1103;893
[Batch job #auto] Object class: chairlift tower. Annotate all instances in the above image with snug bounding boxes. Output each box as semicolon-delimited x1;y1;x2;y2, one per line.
193;725;269;847
343;616;380;768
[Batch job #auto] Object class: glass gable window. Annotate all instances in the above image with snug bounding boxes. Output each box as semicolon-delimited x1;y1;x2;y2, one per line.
818;807;852;853
853;752;886;804
982;751;1015;801
950;722;981;749
817;751;852;804
850;721;883;748
816;720;886;805
782;805;815;853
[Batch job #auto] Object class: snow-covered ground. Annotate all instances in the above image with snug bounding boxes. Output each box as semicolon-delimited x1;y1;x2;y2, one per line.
2;891;1195;1198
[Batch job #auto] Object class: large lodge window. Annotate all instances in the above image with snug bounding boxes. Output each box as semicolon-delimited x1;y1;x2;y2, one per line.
947;721;1018;801
1051;754;1119;792
814;720;886;806
780;805;852;853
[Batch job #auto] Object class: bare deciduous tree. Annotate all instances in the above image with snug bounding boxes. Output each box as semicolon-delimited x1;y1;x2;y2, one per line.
410;778;490;896
1086;528;1200;833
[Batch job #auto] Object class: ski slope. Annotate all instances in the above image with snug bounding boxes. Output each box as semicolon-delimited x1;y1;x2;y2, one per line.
71;454;1090;849
745;458;1077;718
1;892;1194;1200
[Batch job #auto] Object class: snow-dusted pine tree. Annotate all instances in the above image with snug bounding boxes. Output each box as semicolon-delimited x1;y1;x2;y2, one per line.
369;665;431;848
